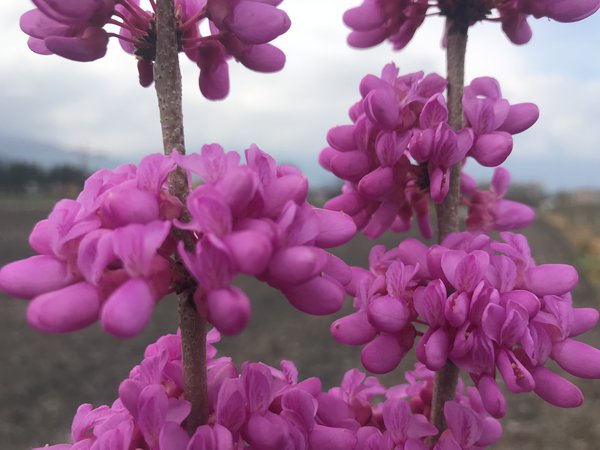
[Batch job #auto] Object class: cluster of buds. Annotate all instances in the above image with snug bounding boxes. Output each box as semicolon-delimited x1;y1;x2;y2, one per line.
461;167;535;233
332;231;600;416
343;0;600;48
174;144;356;335
20;0;291;99
33;332;502;450
0;144;356;338
321;65;538;239
0;154;181;337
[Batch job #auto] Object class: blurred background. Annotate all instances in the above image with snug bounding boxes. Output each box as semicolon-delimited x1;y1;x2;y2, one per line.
1;1;600;449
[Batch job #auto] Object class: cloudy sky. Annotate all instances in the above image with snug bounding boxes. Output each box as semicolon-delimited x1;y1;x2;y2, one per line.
1;2;599;190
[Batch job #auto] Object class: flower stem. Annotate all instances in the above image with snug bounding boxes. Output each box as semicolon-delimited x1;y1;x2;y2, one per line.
431;18;468;439
154;0;208;433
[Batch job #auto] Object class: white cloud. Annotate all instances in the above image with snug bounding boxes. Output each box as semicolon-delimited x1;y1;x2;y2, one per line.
1;2;599;187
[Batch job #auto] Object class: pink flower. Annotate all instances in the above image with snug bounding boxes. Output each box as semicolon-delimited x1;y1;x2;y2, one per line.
21;0;291;99
462;167;535;233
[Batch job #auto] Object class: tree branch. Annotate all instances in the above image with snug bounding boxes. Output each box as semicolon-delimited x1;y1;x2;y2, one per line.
431;18;469;438
154;0;208;433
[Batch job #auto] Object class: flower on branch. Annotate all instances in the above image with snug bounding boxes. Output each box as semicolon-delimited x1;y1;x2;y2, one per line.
343;0;600;49
20;0;291;99
0;144;356;338
321;65;539;239
31;332;503;450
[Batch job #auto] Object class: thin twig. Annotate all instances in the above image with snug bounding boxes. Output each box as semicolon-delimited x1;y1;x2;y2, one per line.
154;0;208;433
431;17;469;439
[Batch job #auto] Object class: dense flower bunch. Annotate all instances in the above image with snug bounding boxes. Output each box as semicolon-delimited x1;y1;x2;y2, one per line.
175;144;356;335
0;144;356;338
33;331;502;450
320;65;537;239
20;0;291;99
332;230;600;416
343;0;600;48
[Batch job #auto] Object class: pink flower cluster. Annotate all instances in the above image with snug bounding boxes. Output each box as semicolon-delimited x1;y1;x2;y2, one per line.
20;0;291;99
321;65;538;239
332;231;600;416
343;0;600;49
33;332;502;450
0;144;356;338
175;144;356;335
0;154;180;337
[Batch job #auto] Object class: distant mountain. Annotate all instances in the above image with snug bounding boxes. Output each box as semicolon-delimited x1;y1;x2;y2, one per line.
0;135;130;172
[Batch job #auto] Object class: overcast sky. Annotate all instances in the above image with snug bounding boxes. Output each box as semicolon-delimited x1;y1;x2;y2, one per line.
1;2;599;190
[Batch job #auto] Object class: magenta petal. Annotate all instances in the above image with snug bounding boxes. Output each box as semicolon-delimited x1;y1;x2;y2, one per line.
444;292;470;327
327;125;357;152
397;238;430;278
552;338;600;378
245;411;287;449
199;60;230;100
364;88;400;130
309;424;357;450
429;166;448;204
501;13;532;45
444;401;482;448
491;167;510;196
101;278;155;338
367;295;410;333
313;208;356;248
525;264;578;296
477;375;506;418
227;2;291;45
205;287;251;336
27;282;100;333
27;36;52;55
546;0;600;22
138;59;154;87
363;201;397;238
499;103;539;134
283;275;345;315
0;255;75;299
423;327;449;370
361;333;405;374
102;187;160;227
223;230;272;275
501;290;540;318
414;281;446;327
263;174;308;217
267;246;327;286
496;350;534;393
216;379;246;433
159;422;189;450
239;43;285;72
21;8;71;38
323;253;352;286
492;199;535;231
331;310;377;345
45;27;109;62
469;132;513;167
343;3;386;30
330;150;370;182
347;27;387;49
532;366;583;408
318;147;337;171
28;219;52;255
358;167;394;199
419;93;448;129
570;307;600;337
476;417;503;447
